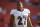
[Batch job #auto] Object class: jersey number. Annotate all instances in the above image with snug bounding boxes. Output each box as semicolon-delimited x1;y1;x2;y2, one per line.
18;16;23;25
18;16;26;25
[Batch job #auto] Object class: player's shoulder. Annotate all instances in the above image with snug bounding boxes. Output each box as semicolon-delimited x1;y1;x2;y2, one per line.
10;9;17;14
24;8;30;11
11;9;17;12
24;8;30;14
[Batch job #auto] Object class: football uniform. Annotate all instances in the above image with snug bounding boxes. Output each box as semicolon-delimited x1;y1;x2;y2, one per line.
10;8;30;27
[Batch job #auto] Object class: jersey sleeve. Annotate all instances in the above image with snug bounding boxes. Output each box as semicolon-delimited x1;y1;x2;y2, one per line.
10;9;15;15
10;10;13;15
27;9;30;14
25;9;30;15
25;9;30;18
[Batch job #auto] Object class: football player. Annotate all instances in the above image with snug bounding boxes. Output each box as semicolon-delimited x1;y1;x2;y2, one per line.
10;1;33;27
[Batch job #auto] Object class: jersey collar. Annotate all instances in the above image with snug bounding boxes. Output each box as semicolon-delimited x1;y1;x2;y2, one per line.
17;9;24;12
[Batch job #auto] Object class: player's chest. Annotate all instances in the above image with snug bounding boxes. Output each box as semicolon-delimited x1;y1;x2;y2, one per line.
14;11;28;17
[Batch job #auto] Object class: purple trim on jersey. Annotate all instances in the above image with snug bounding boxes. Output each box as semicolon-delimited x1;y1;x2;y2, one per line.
23;16;26;18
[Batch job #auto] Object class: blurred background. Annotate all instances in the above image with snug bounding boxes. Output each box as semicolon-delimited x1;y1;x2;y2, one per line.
0;0;40;27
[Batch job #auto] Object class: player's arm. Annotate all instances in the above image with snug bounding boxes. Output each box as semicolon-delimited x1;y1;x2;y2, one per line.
10;14;15;27
27;14;33;27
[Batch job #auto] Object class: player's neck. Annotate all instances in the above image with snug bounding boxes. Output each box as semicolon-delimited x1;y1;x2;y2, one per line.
17;9;24;12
